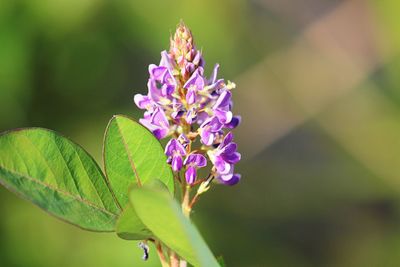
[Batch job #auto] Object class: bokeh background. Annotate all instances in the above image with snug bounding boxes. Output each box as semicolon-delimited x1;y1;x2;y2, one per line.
1;0;400;266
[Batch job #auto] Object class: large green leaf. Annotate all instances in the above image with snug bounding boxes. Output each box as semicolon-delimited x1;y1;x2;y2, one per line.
103;115;174;208
115;203;153;240
0;128;121;231
129;184;220;267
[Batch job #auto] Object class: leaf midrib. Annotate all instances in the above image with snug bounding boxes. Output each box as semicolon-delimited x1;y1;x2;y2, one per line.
115;120;142;187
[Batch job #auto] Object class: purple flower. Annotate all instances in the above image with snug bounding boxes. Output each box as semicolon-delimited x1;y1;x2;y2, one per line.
199;116;223;146
177;134;190;149
213;90;233;124
165;139;187;171
184;153;207;184
225;115;241;129
139;107;170;139
184;67;205;105
134;94;154;111
218;171;241;186
159;50;175;71
209;132;241;185
148;64;176;103
185;107;197;124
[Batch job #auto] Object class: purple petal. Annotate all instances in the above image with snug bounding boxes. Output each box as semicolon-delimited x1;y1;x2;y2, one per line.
171;110;184;120
175;141;187;156
219;173;241;186
159;50;174;71
184;153;207;167
149;65;167;81
209;64;219;84
207;79;225;91
185;166;197;185
209;116;223;132
153;128;169;140
164;139;176;156
223;143;237;154
186;88;196;105
226;115;241;129
151;108;169;129
148;79;161;102
178;134;190;148
200;130;214;146
196;111;209;125
171;155;183;171
215;157;231;175
222;132;234;147
214;90;231;109
222;152;241;164
185;108;197;124
193;51;203;66
139;118;157;132
195;154;207;167
184;68;205;90
185;63;195;74
214;109;232;124
134;94;151;110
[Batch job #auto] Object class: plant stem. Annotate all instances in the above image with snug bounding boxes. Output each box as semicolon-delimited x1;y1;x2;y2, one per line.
170;251;179;267
155;241;170;267
181;185;191;218
189;193;200;209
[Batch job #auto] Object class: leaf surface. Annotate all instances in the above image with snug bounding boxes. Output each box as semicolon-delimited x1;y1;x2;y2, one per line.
116;203;153;240
0;128;120;231
103;115;174;208
130;184;219;267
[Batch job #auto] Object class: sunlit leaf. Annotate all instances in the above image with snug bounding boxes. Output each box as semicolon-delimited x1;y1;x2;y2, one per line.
0;128;120;231
129;183;219;267
103;115;174;208
115;203;152;240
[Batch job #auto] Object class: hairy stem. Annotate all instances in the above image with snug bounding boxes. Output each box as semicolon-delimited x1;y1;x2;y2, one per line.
181;185;191;217
156;241;170;267
170;251;179;267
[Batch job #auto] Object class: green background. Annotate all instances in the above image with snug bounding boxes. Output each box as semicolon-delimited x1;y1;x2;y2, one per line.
1;0;400;266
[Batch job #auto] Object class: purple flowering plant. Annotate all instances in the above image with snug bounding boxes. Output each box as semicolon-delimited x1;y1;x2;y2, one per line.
0;22;240;267
135;22;241;189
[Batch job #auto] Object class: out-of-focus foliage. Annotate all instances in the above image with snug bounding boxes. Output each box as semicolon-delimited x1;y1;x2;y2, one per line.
1;0;400;266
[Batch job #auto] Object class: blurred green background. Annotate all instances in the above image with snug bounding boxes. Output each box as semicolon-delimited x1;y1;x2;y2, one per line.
1;0;400;266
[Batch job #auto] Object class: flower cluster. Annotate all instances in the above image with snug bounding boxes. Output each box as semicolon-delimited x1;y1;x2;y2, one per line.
134;22;241;186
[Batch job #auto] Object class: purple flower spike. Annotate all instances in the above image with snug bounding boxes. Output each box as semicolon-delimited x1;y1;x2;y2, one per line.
184;153;207;184
165;139;187;171
136;22;241;187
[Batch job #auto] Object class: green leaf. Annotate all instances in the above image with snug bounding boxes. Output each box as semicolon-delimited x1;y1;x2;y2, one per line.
129;184;220;267
217;256;226;267
103;114;174;208
0;128;121;231
116;180;170;240
115;203;153;240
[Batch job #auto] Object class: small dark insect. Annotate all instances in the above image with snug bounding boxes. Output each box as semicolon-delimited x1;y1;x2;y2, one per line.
138;241;150;261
